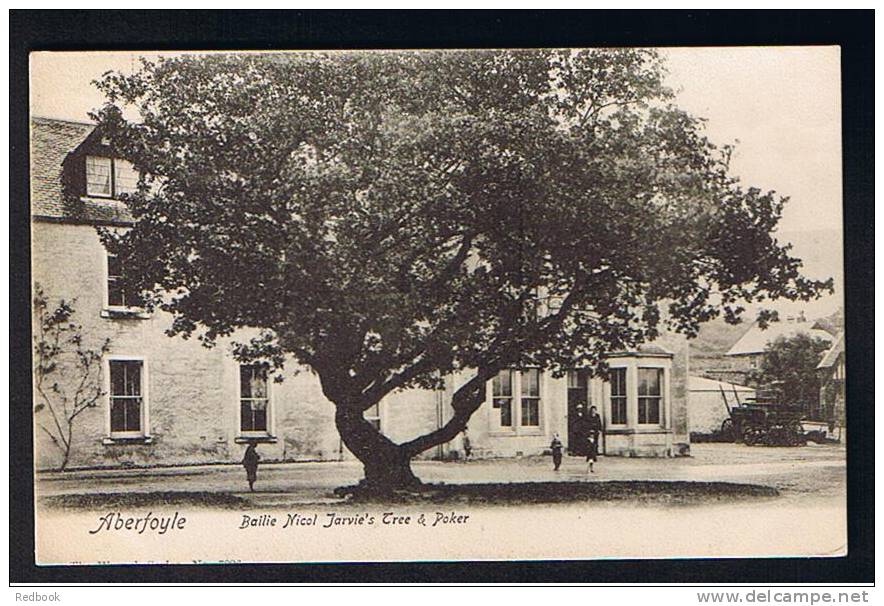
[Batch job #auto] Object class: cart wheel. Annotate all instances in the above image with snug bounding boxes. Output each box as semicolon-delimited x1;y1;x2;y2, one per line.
744;428;761;446
720;419;735;442
769;426;786;446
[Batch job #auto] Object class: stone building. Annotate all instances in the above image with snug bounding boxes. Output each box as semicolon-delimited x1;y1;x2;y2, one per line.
816;332;845;429
721;317;834;386
31;117;690;471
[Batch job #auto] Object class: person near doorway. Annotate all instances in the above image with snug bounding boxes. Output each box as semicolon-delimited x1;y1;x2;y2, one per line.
571;407;587;456
586;406;603;473
242;441;261;492
550;433;564;471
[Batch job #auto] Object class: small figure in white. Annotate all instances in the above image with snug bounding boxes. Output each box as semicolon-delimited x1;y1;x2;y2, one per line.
585;406;602;474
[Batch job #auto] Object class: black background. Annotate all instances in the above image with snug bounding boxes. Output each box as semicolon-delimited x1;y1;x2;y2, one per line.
9;9;874;584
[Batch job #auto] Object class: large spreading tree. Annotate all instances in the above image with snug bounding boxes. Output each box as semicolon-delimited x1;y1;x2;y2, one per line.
93;49;830;488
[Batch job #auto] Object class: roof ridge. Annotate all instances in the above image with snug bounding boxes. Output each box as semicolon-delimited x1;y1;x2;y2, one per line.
725;320;834;356
31;115;96;127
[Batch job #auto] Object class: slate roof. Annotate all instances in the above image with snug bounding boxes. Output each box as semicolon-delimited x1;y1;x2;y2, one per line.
636;343;672;356
607;343;673;357
725;321;834;357
816;333;845;369
30;116;132;224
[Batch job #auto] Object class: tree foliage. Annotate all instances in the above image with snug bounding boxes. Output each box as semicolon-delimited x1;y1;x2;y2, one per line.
33;284;111;471
91;50;831;486
749;333;832;411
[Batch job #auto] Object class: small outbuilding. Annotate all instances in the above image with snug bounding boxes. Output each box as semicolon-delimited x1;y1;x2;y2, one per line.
688;375;756;436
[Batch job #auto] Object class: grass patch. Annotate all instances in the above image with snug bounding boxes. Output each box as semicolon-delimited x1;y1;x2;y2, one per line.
340;480;780;506
39;481;780;510
40;491;247;510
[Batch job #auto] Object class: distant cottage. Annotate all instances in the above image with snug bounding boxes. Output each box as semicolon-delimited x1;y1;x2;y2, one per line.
31;117;691;471
712;317;835;387
725;316;834;369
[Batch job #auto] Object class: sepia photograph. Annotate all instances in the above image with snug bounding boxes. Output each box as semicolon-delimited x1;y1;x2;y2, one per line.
20;30;861;573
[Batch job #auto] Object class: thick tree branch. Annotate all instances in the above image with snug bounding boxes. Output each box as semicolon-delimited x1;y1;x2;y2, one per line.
400;365;499;457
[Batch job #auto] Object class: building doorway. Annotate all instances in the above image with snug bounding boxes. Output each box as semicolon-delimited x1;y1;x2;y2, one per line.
567;369;590;455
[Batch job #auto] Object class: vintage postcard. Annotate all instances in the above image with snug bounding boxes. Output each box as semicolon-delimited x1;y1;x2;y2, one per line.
29;47;845;565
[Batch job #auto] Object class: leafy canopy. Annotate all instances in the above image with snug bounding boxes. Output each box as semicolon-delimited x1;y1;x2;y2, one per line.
94;49;830;404
750;333;832;409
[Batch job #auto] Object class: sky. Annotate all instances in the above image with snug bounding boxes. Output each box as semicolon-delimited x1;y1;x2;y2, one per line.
30;47;843;315
661;47;842;236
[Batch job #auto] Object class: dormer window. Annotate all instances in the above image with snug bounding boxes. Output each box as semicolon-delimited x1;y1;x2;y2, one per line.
86;156;111;197
86;155;138;198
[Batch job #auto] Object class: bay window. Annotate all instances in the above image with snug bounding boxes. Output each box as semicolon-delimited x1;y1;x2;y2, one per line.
610;367;628;425
604;353;671;431
638;367;663;425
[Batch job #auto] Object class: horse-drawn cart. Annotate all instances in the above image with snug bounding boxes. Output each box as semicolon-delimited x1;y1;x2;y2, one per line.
719;382;807;446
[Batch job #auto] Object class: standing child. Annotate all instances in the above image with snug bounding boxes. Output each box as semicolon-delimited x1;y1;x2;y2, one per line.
242;441;261;492
585;433;598;474
550;433;564;471
461;428;472;461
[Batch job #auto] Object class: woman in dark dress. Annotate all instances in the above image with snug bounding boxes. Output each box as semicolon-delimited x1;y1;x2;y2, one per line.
242;441;261;492
585;406;602;473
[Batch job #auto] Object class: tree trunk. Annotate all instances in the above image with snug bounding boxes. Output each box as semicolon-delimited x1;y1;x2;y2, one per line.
59;451;69;472
333;367;498;491
61;425;72;471
334;407;419;491
401;370;491;459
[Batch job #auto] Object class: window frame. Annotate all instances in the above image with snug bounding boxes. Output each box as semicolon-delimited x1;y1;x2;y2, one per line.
491;369;515;430
488;368;544;433
608;366;629;426
637;366;664;426
520;368;541;428
603;353;672;432
85;155;139;199
102;248;148;316
104;355;149;440
86;155;114;198
364;402;382;433
113;158;139;197
238;363;273;438
105;251;136;309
